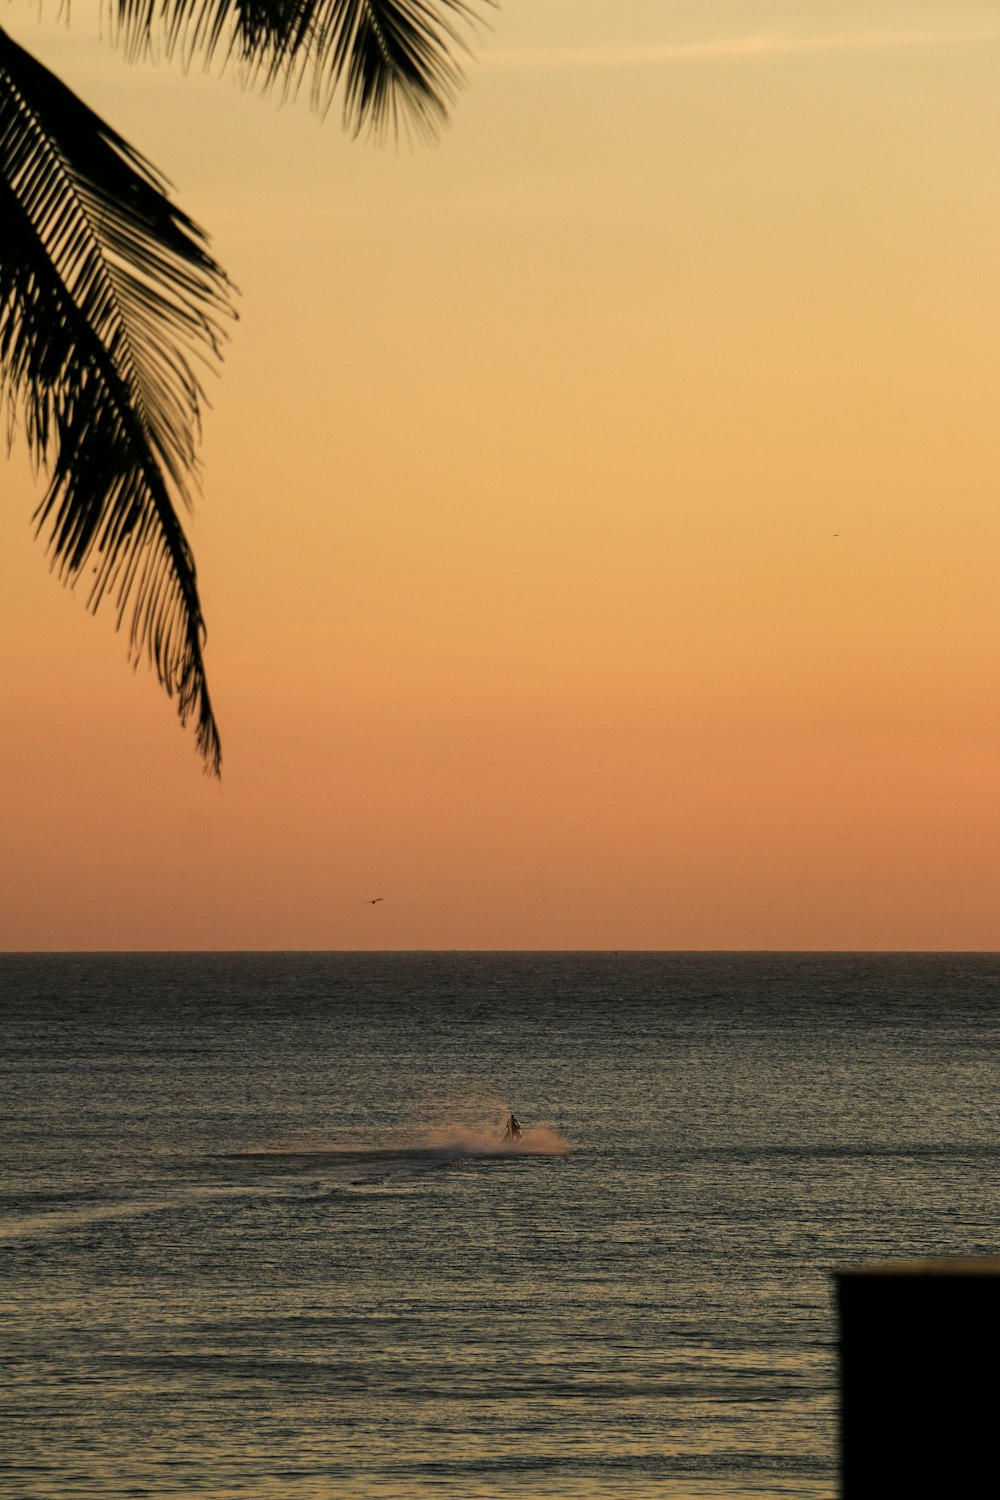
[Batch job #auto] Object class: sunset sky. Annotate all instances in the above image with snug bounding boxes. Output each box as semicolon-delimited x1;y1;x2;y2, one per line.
2;0;999;950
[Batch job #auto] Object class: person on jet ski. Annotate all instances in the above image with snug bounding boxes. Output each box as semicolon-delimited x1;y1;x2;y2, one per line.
503;1113;522;1141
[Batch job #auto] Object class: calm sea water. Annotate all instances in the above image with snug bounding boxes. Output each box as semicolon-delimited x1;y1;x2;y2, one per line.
2;952;999;1499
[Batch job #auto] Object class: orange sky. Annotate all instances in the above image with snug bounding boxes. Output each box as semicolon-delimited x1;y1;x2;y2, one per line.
2;1;1000;950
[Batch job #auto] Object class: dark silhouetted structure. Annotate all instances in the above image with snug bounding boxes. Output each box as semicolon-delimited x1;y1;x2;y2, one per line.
838;1258;1000;1497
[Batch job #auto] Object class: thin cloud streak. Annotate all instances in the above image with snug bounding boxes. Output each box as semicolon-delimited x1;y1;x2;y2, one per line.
485;29;1000;70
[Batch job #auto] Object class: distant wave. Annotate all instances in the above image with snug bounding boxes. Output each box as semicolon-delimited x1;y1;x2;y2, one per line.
0;1184;262;1243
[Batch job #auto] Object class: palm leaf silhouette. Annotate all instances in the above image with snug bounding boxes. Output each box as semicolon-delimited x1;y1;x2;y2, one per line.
0;26;232;772
2;2;486;771
109;0;487;138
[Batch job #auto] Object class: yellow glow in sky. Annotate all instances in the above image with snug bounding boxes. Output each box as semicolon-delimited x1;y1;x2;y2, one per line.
2;1;999;949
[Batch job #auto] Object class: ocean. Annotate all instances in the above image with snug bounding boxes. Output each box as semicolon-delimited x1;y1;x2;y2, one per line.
2;951;998;1499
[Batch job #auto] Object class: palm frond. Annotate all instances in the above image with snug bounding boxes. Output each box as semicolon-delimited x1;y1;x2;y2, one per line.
0;25;234;773
107;0;491;139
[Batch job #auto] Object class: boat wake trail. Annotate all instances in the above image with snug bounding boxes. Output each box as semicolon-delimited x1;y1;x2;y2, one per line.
228;1125;569;1164
228;1087;570;1165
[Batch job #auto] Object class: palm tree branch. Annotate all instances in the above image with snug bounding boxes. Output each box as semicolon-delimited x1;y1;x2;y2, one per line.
107;0;491;137
0;25;233;771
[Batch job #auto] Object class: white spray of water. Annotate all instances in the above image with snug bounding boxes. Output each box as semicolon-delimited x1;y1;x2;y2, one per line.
421;1124;570;1156
418;1084;570;1155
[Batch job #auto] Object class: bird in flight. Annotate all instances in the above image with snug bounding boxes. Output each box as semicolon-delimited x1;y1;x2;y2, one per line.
368;897;384;905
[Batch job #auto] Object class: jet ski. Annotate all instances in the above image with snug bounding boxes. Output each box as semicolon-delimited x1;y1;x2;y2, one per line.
503;1114;522;1142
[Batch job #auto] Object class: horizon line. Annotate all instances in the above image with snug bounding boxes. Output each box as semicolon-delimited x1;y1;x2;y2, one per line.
2;948;998;958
